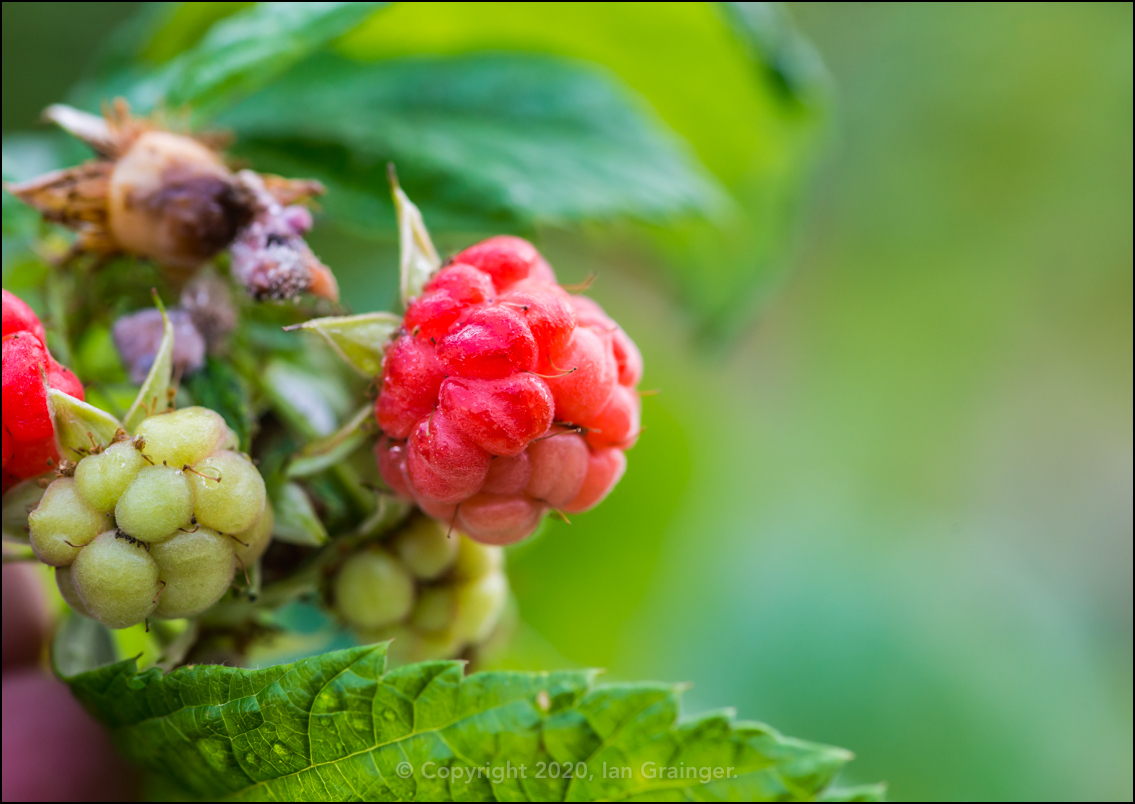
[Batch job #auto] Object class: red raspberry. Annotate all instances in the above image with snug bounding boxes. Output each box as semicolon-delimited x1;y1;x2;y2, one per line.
374;237;642;545
2;290;85;486
2;290;46;344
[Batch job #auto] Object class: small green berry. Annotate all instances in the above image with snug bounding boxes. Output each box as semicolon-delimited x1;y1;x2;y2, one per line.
55;566;92;618
232;503;274;567
150;527;236;618
134;406;228;469
188;450;265;534
334;549;415;630
393;516;459;580
71;530;161;628
451;571;508;644
115;465;193;543
74;440;146;513
29;478;112;566
410;586;455;633
451;536;503;581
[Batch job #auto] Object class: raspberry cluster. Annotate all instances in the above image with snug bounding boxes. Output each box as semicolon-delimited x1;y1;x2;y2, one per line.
334;516;508;664
3;290;84;493
29;407;272;628
375;236;642;545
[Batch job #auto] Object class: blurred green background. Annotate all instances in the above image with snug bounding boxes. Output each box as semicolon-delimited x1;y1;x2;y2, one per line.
3;2;1131;800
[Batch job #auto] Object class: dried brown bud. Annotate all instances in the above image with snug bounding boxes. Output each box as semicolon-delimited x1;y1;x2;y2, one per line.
5;102;337;301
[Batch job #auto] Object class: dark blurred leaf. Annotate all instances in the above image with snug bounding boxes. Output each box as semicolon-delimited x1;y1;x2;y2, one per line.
52;613;117;678
185;356;256;452
66;642;870;801
105;2;386;114
717;2;831;106
221;53;729;232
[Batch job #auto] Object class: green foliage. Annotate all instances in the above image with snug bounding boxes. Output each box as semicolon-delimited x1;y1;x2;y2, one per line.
65;642;866;802
224;53;728;231
61;1;826;331
104;2;387;116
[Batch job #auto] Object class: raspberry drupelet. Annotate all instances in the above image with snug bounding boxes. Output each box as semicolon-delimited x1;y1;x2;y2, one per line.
375;236;642;545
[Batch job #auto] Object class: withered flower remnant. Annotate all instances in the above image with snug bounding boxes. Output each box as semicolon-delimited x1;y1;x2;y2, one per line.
6;101;337;302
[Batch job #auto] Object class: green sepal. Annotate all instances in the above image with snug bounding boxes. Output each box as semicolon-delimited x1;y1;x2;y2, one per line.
48;387;123;461
122;293;173;434
391;165;441;310
285;312;401;377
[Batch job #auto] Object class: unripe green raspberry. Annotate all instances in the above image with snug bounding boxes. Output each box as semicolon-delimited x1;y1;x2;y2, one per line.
393;516;459;580
134;406;229;469
55;566;92;618
71;530;161;628
115;465;193;543
377;624;461;665
410;586;455;633
150;527;236;618
452;536;503;581
232;503;274;566
334;549;415;630
451;571;509;644
74;440;146;513
406;629;462;662
189;450;265;534
29;478;112;566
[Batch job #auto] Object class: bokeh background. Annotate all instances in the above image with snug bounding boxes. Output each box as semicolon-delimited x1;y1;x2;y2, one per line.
4;3;1131;800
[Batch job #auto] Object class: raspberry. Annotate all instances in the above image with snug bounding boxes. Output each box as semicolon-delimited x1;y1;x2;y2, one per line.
29;478;112;567
334;516;508;665
149;528;237;619
392;515;460;580
73;441;147;513
2;290;85;486
24;407;271;629
2;289;46;344
334;549;415;629
232;503;275;567
373;237;641;545
70;531;161;630
115;465;194;544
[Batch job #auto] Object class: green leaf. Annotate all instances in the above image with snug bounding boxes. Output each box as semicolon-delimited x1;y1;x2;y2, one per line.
391;167;441;308
715;2;831;107
48;388;123;461
115;2;387;115
2;478;45;544
222;53;728;230
53;612;118;679
330;3;829;335
819;783;889;802
269;481;330;546
185;357;257;452
122;295;173;433
286;311;401;377
65;643;869;802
